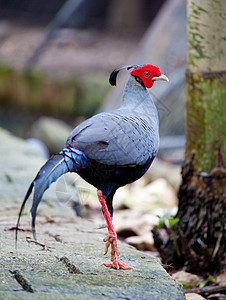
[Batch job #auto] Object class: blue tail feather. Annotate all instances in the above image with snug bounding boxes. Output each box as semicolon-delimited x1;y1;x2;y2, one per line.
16;147;90;242
31;154;69;237
60;146;90;171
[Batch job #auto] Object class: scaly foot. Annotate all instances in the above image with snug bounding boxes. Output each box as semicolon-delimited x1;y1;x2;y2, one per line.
97;190;133;270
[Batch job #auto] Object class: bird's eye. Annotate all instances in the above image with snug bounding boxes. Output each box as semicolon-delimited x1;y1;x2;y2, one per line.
144;71;150;77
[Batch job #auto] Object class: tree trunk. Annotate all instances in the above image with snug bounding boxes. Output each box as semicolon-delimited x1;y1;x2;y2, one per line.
153;0;226;275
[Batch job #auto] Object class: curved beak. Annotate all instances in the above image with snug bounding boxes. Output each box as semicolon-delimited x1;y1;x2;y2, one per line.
152;73;169;82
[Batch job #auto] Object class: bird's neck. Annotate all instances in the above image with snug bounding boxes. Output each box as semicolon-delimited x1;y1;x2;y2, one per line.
120;75;158;118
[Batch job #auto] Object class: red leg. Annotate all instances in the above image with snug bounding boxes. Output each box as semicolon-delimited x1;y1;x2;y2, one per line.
97;190;133;270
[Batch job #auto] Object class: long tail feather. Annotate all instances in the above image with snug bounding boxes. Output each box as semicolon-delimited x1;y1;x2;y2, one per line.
15;182;34;247
16;146;90;245
16;154;69;243
31;154;69;238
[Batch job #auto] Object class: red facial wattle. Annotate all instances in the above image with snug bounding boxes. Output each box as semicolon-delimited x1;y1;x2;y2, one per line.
130;64;168;88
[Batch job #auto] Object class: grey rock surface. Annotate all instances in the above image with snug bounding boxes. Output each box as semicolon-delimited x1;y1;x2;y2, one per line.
0;128;185;299
30;117;73;154
0;127;79;212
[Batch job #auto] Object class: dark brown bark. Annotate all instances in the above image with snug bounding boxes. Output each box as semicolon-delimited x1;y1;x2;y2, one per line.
153;146;226;275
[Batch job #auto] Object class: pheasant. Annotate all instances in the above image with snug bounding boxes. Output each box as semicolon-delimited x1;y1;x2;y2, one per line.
16;64;168;269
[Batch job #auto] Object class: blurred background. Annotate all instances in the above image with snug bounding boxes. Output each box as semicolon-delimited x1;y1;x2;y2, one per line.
0;0;186;256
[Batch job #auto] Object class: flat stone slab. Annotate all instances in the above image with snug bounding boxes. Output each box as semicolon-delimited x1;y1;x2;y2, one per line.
0;128;185;299
1;216;184;300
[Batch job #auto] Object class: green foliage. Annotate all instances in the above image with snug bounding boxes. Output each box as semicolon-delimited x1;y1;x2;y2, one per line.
0;64;78;115
77;72;110;117
157;212;181;256
157;211;171;228
157;211;179;229
168;218;180;228
199;275;214;288
0;64;110;118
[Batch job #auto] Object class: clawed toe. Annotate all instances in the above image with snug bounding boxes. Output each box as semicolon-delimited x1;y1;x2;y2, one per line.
98;190;133;270
103;233;119;256
102;235;132;270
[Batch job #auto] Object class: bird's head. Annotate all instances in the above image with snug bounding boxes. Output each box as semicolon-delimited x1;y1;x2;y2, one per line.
109;64;169;88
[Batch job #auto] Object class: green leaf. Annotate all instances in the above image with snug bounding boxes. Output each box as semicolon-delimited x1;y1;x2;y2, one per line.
199;282;205;289
168;218;180;228
199;275;214;288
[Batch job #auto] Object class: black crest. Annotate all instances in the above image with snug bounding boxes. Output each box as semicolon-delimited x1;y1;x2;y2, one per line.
109;65;141;86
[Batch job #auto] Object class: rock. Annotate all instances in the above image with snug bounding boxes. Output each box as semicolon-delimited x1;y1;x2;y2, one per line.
0;127;79;214
185;293;206;300
172;271;200;290
145;157;181;190
113;209;159;252
0;127;45;203
1;214;185;299
30;116;73;154
125;234;157;252
114;178;178;213
114;208;159;234
145;178;178;208
26;138;49;158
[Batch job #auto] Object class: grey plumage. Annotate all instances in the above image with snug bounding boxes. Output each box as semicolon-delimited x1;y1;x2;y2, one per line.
66;75;159;166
